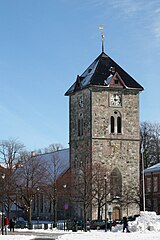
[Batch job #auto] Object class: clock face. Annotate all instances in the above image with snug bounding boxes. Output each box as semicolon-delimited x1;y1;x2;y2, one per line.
110;94;122;107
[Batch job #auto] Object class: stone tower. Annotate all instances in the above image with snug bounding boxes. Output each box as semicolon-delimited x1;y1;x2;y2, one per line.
65;51;143;220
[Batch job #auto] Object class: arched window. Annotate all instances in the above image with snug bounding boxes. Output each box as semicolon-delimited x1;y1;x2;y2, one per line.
117;116;122;133
110;111;122;134
110;167;122;198
111;116;115;133
78;113;83;136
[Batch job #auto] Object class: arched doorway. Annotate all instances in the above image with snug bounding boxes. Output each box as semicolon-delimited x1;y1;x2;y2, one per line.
112;207;121;220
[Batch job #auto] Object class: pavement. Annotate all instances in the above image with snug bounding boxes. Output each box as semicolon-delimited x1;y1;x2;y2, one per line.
5;230;66;240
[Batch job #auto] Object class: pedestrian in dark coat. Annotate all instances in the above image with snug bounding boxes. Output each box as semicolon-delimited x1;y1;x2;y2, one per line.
9;218;15;232
123;216;130;232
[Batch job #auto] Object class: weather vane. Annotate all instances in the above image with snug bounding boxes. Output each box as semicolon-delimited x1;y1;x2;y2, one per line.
98;25;105;52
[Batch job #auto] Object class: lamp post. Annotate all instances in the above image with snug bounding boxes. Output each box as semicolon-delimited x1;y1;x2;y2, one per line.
141;143;146;232
141;144;145;212
108;203;112;231
37;187;40;226
63;184;67;231
104;175;107;232
1;173;5;235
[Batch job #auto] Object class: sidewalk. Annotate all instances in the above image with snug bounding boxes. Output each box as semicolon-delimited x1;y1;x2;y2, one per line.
2;230;64;239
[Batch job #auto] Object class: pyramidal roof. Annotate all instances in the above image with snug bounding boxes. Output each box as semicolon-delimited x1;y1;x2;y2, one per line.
65;52;144;95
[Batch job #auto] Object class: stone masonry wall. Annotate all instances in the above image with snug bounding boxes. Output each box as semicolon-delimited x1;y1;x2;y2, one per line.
91;87;140;217
69;86;140;218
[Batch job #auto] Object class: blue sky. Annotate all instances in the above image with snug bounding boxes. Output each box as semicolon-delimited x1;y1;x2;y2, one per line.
0;0;160;151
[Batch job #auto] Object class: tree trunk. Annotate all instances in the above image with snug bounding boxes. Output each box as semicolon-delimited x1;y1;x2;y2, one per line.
97;202;101;220
53;198;57;227
83;203;88;232
28;202;32;228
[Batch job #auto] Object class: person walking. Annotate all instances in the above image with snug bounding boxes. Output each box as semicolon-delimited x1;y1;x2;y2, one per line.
122;216;130;233
9;218;15;232
4;216;9;235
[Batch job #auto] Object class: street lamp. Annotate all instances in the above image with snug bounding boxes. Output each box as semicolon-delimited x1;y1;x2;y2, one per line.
108;203;113;231
1;173;5;235
141;142;146;233
141;144;145;212
104;175;107;232
37;187;40;226
63;184;68;231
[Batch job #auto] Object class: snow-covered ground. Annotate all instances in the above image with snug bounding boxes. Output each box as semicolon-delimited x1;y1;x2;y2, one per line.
1;211;160;240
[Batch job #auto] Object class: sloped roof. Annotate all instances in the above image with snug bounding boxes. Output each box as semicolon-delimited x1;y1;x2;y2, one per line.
15;148;70;186
65;52;144;95
36;148;70;178
144;163;160;173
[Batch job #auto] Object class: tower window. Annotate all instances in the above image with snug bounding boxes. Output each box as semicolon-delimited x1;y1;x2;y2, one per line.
78;119;81;136
81;118;84;135
110;111;122;134
117;116;122;133
78;114;84;136
111;116;115;133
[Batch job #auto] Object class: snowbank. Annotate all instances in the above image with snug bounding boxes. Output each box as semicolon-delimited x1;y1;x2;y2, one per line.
131;211;160;232
112;211;160;233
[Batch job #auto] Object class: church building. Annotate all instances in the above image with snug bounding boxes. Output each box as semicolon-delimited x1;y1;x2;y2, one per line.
65;40;144;221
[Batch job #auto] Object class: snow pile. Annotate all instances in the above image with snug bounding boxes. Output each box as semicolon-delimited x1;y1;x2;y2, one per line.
112;211;160;233
129;211;160;232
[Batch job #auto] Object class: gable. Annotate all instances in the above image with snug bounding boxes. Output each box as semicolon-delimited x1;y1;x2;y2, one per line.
106;72;126;88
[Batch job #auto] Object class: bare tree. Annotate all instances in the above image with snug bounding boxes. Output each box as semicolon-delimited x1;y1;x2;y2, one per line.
15;152;48;225
140;122;160;168
151;123;160;164
31;143;64;155
43;143;63;154
140;122;160;211
92;162;110;221
121;179;140;215
0;138;25;218
72;154;92;231
0;138;25;169
41;150;68;224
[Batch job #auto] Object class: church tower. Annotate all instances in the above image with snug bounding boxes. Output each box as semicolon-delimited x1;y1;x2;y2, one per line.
65;49;143;220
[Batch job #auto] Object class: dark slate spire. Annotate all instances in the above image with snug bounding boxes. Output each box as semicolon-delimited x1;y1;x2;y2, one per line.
65;52;144;96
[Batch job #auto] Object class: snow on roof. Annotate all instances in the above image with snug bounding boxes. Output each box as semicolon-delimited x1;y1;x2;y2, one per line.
36;148;70;178
65;52;144;96
0;149;70;178
80;58;99;87
144;163;160;173
13;148;70;187
105;73;113;85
